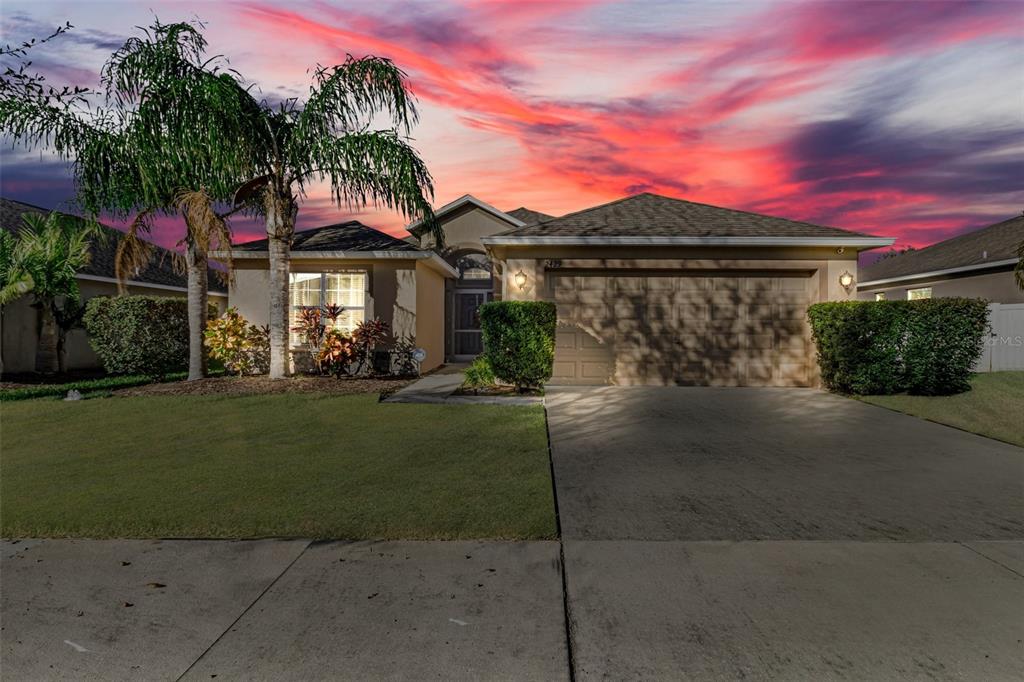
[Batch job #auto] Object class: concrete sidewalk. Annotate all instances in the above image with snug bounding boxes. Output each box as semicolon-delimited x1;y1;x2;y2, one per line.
564;540;1024;680
1;539;568;681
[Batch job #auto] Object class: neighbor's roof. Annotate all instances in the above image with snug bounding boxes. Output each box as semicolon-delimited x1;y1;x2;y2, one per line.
483;193;893;247
860;215;1023;285
506;207;555;225
0;197;227;293
233;221;420;253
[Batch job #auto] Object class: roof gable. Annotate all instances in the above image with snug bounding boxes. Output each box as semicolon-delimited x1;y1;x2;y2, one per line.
406;194;524;236
860;215;1023;283
493;192;879;240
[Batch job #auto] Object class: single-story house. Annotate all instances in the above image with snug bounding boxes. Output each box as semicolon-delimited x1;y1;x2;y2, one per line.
856;215;1024;303
0;197;228;376
225;192;893;386
223;220;457;372
855;216;1023;373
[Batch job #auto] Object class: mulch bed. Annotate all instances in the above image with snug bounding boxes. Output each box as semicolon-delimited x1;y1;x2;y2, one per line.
117;375;414;398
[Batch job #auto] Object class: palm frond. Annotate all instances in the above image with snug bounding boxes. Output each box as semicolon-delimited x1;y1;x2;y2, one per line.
0;229;34;304
173;188;235;278
294;128;439;246
114;210;155;294
292;55;418;158
11;211;94;303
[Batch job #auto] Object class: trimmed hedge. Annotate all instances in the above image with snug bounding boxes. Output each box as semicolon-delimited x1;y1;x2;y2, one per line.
83;296;195;377
0;373;182;402
0;367;227;402
807;298;989;396
479;300;556;391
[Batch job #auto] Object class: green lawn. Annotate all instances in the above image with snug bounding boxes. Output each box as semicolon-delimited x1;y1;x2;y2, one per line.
0;394;556;540
859;372;1024;447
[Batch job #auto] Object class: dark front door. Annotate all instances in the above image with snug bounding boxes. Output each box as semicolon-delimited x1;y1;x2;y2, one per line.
453;290;492;359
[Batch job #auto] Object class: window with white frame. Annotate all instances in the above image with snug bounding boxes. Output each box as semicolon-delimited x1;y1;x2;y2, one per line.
289;271;368;341
875;292;886;301
907;287;932;300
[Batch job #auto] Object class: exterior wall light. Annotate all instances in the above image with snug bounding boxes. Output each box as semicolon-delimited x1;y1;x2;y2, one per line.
839;270;855;293
514;270;528;290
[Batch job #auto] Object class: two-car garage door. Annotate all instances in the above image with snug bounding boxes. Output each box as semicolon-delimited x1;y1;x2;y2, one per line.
551;272;813;387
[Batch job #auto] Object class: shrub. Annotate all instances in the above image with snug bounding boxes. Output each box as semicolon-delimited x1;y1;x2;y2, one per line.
806;300;909;395
903;298;990;395
807;298;989;396
291;304;344;372
204;307;270;375
83;296;193;377
351;317;391;375
462;356;497;392
318;329;357;377
479;300;556;391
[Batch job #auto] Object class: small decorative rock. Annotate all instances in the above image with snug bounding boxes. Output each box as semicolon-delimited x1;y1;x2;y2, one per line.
64;389;83;401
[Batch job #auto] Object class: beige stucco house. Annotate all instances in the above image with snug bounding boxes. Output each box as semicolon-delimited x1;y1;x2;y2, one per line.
856;215;1023;304
223;192;894;386
0;198;228;375
477;193;892;387
224;220;456;373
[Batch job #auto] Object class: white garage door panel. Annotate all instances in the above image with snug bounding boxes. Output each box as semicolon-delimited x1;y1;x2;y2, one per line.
550;272;813;387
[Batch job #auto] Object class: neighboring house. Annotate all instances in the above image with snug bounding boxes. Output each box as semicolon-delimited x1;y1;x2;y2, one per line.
856;215;1024;303
221;192;893;386
222;220;457;373
0;197;228;375
856;216;1024;373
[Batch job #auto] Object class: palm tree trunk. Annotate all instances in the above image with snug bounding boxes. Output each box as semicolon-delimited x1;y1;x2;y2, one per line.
267;235;291;379
35;300;59;374
184;239;209;381
266;193;296;379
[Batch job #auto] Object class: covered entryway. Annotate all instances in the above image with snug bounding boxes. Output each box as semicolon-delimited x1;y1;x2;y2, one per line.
551;271;814;387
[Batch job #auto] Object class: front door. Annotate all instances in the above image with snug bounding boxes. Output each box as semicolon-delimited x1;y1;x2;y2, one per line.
453;290;492;360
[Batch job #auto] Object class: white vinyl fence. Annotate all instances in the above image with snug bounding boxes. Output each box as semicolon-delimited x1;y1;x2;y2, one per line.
975;303;1024;372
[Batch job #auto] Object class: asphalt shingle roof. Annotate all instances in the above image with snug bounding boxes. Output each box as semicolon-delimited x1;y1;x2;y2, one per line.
496;192;876;239
505;207;555;225
860;215;1023;282
233;221;422;253
0;197;226;293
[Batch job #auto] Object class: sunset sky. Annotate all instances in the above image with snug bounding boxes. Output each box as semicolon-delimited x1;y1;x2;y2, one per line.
1;0;1021;255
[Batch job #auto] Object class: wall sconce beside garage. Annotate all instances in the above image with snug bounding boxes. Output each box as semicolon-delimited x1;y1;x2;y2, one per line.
839;270;855;293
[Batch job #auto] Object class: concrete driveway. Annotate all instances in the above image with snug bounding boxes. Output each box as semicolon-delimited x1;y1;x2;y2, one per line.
547;386;1024;680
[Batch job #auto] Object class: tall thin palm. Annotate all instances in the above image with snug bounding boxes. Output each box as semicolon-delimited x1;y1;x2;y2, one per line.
226;57;439;378
10;212;96;373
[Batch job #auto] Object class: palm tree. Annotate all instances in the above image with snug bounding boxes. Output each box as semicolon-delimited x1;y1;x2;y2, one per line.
3;21;441;379
7;212;96;373
218;58;440;378
0;21;257;380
